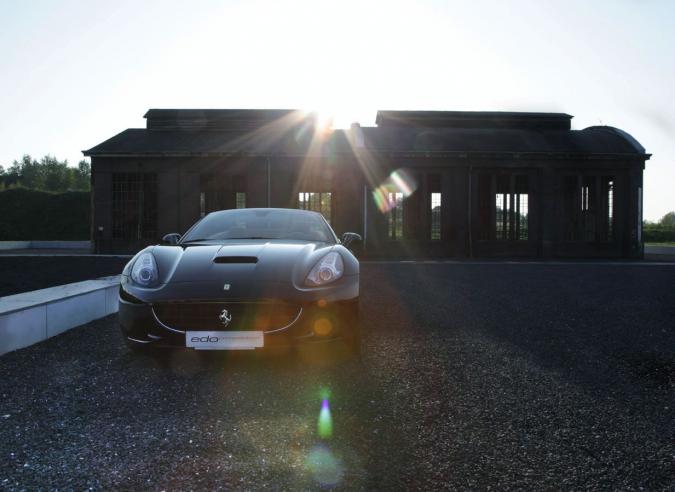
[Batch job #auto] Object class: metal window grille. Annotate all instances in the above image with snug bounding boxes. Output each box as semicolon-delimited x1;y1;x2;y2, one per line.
564;175;614;243
581;176;597;241
233;176;247;210
494;175;528;241
495;193;505;240
199;173;221;213
605;178;614;241
387;192;403;240
515;175;529;241
430;192;441;240
235;192;246;209
517;193;529;240
298;192;332;223
112;173;157;240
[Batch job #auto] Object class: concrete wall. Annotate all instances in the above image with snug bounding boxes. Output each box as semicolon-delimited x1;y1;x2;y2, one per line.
0;241;91;250
0;276;120;356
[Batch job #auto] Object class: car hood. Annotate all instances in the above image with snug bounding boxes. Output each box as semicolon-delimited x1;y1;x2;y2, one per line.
122;239;359;302
166;240;330;283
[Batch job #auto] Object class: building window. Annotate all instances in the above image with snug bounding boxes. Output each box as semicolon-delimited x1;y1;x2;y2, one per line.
581;176;597;241
477;175;492;241
430;192;441;240
637;186;642;243
603;178;614;241
200;174;247;213
387;192;403;240
428;174;442;241
233;175;247;209
199;173;221;214
564;175;615;242
112;173;157;240
492;174;528;241
298;192;332;223
495;175;510;240
515;175;529;241
236;192;246;209
517;193;529;241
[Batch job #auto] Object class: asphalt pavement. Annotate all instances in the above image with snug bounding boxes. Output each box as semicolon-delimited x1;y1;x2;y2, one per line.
0;263;673;490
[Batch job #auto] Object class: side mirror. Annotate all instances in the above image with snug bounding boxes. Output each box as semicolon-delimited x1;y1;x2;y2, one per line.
341;232;362;249
162;233;181;245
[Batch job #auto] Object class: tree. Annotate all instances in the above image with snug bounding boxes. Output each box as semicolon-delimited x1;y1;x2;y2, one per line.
17;155;44;189
74;160;91;190
42;155;69;191
0;154;90;192
659;212;675;228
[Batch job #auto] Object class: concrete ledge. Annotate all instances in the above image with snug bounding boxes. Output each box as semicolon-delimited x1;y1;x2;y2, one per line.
0;241;31;250
644;245;675;261
645;245;675;255
0;240;91;250
0;276;120;355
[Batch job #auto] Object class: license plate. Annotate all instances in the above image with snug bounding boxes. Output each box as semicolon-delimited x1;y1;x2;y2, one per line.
186;331;264;350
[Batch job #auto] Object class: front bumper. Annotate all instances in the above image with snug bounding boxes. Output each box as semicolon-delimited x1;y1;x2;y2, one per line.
118;294;358;349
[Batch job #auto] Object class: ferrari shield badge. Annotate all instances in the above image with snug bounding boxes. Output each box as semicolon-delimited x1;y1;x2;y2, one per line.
219;309;232;327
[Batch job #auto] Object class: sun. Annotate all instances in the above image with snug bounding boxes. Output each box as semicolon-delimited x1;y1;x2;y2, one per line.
315;111;334;131
306;108;360;131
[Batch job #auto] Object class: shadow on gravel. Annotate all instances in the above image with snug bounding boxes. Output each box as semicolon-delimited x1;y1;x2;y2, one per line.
0;311;413;490
2;263;674;490
616;351;675;388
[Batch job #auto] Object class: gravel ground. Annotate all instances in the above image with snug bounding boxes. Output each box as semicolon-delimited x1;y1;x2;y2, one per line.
0;257;129;297
0;263;673;490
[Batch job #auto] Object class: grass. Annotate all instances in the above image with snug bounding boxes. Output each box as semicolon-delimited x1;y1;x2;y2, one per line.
645;242;675;247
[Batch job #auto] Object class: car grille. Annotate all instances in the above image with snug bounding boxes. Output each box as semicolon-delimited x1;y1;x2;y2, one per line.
152;302;301;332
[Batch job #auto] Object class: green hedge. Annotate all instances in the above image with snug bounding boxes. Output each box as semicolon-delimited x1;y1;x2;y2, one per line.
643;227;675;243
0;188;90;240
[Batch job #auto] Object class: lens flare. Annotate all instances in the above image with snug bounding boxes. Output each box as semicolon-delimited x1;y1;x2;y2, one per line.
313;317;333;336
372;169;417;213
318;398;333;439
306;444;343;486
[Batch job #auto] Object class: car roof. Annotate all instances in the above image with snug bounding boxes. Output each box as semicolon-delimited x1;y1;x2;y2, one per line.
206;208;323;216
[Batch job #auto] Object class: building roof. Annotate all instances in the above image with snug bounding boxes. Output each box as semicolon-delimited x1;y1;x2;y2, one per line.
83;109;649;159
375;110;573;130
143;109;310;130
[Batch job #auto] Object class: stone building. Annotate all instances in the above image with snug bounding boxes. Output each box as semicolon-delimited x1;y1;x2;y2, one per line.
84;108;649;258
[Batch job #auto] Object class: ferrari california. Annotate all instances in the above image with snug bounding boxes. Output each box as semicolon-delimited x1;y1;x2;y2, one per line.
118;208;361;354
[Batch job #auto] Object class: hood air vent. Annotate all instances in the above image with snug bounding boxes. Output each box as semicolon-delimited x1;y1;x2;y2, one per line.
213;256;258;264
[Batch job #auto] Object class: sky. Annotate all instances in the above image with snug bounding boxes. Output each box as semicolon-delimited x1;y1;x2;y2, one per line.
0;0;673;220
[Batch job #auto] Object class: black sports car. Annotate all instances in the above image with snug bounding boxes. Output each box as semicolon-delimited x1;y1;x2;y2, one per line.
118;208;361;354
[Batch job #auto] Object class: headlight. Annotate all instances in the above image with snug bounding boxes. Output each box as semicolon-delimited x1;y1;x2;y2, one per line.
306;252;344;286
130;252;158;287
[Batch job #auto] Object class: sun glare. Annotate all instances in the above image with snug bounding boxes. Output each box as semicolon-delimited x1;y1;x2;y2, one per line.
315;111;334;131
306;107;363;130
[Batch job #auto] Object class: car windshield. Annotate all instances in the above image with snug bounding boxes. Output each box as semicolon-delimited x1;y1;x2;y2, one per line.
181;209;336;243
